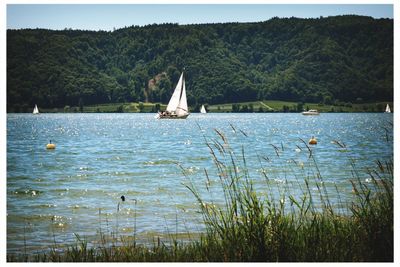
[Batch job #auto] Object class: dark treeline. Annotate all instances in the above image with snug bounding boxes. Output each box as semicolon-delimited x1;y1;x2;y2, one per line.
7;15;393;111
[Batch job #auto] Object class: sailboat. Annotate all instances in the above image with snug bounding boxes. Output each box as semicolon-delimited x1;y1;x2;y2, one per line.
385;104;391;113
200;105;207;114
33;104;40;115
157;71;189;119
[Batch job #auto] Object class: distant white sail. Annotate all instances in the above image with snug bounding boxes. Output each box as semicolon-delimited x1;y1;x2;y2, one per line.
385;104;391;113
200;105;206;114
33;104;39;114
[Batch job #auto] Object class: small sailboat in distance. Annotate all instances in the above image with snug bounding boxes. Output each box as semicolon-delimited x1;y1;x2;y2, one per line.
200;105;207;114
157;71;190;119
33;104;40;115
385;104;391;113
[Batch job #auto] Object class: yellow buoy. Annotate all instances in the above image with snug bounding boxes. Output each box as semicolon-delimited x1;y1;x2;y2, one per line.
46;143;56;149
308;137;317;145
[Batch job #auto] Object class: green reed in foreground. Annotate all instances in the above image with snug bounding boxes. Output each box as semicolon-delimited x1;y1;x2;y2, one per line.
8;128;393;262
182;129;393;262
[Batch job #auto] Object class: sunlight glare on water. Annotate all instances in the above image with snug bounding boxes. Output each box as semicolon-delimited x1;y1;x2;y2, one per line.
7;113;393;254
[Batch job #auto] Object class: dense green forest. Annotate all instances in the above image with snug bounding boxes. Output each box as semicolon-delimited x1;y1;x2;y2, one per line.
7;15;393;112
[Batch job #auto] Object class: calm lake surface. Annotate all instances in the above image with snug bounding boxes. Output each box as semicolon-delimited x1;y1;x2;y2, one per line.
7;113;393;255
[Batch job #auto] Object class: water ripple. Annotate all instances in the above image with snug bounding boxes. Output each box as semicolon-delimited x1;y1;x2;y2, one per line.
7;113;393;254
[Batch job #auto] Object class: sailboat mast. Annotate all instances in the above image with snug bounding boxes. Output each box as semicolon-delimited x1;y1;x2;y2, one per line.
179;73;185;101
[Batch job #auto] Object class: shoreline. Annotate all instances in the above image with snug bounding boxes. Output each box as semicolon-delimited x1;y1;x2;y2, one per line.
7;100;393;113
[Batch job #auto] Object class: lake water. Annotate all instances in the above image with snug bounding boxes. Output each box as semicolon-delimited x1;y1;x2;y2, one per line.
7;113;393;255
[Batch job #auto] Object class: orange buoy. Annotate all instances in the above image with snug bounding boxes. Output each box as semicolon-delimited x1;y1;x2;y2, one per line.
46;140;56;149
309;136;317;145
46;143;56;149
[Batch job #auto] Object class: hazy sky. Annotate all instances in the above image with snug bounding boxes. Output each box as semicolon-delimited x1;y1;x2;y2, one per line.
7;4;393;31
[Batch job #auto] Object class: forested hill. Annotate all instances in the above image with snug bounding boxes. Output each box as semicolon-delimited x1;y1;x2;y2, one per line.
7;15;393;111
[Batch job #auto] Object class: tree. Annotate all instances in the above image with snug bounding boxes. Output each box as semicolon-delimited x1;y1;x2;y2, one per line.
283;105;290;113
78;97;84;112
232;103;241;112
297;102;304;112
248;103;254;113
116;105;123;113
138;102;144;112
240;105;249;112
6;16;393;111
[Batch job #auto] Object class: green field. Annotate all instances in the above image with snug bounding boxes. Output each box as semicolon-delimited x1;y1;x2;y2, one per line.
81;102;167;113
39;100;392;114
207;100;392;113
42;102;167;113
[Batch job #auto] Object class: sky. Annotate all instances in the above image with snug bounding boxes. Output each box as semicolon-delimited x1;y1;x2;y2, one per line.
6;4;394;31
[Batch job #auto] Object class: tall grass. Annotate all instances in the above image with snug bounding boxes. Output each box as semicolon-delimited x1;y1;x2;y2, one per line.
8;128;393;262
183;127;393;262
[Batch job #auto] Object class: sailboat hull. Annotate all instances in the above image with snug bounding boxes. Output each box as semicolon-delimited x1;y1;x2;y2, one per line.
158;113;189;119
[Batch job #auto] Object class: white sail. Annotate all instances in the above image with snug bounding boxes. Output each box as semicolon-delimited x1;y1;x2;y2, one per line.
200;105;206;114
385;104;391;113
166;73;184;112
176;79;188;117
33;104;39;114
157;71;190;119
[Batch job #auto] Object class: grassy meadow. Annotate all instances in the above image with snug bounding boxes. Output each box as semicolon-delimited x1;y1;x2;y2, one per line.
37;100;392;113
206;100;392;113
8;125;393;262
